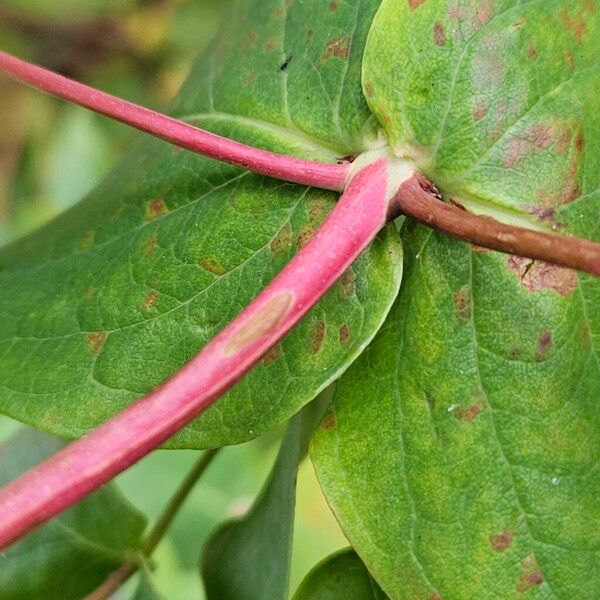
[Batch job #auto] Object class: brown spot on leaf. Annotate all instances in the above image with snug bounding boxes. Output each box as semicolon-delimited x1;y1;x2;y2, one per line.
517;555;544;593
310;321;326;354
145;198;168;221
79;229;95;250
262;343;282;366
328;0;339;10
297;227;315;249
243;71;255;85
87;332;107;354
143;290;159;309
429;593;443;600
200;257;227;276
490;529;513;552
364;82;375;97
84;287;95;300
559;8;588;44
433;23;446;45
320;35;351;64
565;51;575;70
536;330;552;362
509;347;523;360
454;286;472;322
408;0;427;9
528;45;539;60
340;268;356;297
224;293;292;357
307;29;314;38
322;413;336;430
475;0;493;27
507;256;577;296
143;234;158;257
264;39;276;51
270;223;292;253
339;324;351;345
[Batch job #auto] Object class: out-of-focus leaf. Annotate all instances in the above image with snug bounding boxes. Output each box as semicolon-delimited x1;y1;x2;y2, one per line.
201;398;326;600
0;428;147;599
0;0;401;449
292;549;387;600
132;569;167;600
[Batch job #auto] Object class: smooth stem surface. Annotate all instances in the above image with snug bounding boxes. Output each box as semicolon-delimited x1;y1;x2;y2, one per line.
0;50;350;191
85;448;220;600
392;175;600;276
0;159;393;550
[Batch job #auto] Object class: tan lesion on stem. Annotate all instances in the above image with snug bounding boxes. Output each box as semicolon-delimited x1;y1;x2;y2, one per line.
223;292;292;357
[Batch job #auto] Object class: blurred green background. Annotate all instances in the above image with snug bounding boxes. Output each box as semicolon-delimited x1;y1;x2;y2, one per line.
0;1;347;597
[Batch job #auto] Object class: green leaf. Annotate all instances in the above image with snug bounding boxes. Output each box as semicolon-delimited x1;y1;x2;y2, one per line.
0;428;147;599
312;223;600;599
293;548;387;600
363;0;599;226
201;398;326;600
0;0;402;448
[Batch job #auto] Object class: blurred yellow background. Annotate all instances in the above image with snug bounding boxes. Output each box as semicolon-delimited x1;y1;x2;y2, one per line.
0;2;347;597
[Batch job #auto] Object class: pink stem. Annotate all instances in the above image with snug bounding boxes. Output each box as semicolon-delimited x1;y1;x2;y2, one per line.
0;159;392;550
0;50;350;191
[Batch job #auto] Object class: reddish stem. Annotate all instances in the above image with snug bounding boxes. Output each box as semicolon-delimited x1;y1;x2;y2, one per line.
393;175;600;277
0;50;350;191
0;159;393;550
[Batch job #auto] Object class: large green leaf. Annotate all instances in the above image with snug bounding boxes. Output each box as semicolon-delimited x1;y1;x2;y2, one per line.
201;398;326;600
363;0;599;225
314;5;600;597
312;224;600;599
0;428;147;599
0;0;402;448
293;549;387;600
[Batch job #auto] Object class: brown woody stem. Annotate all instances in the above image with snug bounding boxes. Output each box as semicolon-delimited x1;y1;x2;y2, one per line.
392;175;600;276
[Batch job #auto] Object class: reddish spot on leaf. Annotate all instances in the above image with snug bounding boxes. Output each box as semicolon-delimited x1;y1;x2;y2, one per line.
320;35;352;64
490;529;513;552
328;0;339;11
507;256;577;297
536;330;553;362
528;45;539;60
454;404;484;423
339;324;351;345
262;343;282;367
143;290;159;309
87;332;107;354
310;321;326;355
408;0;427;9
473;101;487;121
145;198;168;221
517;555;544;593
433;23;446;45
475;0;493;27
270;223;292;253
322;413;336;430
200;257;227;276
503;125;554;168
453;286;472;322
224;293;292;357
429;593;443;600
